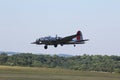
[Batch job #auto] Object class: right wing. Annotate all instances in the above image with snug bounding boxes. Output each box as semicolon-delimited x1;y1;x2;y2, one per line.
56;31;81;44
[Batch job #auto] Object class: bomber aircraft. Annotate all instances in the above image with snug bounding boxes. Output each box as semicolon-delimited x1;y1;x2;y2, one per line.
31;30;89;49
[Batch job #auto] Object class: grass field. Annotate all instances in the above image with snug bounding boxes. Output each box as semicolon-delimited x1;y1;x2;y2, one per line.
0;66;119;80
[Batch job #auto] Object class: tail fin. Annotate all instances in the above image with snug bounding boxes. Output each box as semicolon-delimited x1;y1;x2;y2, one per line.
76;31;83;41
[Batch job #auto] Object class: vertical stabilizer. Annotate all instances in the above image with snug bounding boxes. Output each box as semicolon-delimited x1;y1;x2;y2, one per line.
76;31;83;41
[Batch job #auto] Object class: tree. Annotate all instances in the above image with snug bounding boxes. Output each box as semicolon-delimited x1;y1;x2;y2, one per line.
0;53;8;64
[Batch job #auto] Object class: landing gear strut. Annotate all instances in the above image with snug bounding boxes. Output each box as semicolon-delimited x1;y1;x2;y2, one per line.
44;45;48;49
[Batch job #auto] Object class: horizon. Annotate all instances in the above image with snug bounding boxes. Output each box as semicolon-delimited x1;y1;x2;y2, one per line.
0;51;120;56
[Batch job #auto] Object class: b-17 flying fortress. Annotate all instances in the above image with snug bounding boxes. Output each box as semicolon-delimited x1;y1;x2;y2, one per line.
31;30;89;49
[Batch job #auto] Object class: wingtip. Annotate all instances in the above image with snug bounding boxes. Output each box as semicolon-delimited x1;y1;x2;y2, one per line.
31;42;36;44
85;39;89;41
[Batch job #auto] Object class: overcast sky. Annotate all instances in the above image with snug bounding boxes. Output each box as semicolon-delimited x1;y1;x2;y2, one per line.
0;0;120;55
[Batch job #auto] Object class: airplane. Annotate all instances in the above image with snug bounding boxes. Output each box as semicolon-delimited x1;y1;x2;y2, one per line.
31;30;89;49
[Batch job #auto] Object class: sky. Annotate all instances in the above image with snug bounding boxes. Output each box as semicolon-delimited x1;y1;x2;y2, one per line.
0;0;120;55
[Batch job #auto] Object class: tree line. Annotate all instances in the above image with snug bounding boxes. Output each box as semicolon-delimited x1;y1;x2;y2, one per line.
0;53;120;73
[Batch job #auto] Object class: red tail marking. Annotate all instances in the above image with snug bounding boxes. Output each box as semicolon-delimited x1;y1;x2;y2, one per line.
77;31;80;36
77;31;81;41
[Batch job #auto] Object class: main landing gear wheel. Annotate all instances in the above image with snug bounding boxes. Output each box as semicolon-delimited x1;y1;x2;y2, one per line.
60;44;63;46
44;45;48;49
54;44;57;48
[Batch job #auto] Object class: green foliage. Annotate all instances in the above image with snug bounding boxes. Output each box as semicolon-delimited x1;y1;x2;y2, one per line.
0;53;120;73
115;69;120;74
0;53;8;64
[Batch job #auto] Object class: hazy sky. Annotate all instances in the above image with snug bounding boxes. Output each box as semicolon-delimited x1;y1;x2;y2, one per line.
0;0;120;55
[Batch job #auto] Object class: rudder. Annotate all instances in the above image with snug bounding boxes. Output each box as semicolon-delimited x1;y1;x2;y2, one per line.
76;31;83;41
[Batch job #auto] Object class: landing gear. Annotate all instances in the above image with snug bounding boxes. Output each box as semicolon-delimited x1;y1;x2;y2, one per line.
54;44;57;48
60;44;63;46
44;45;48;49
74;44;76;47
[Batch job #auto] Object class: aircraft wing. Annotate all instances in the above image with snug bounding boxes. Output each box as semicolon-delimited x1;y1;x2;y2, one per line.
55;31;81;44
58;34;77;43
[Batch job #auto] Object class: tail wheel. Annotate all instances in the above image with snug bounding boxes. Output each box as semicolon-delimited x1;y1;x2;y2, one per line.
74;44;76;47
44;45;48;49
